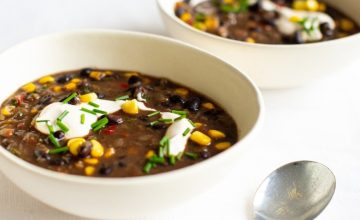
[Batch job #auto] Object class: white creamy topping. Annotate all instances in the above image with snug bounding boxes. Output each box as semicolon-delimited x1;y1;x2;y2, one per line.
261;0;335;42
35;97;194;156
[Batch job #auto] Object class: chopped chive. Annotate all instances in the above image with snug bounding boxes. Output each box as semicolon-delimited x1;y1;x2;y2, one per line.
165;142;170;155
57;110;69;121
88;101;100;108
36;120;49;123
169;155;176;165
182;127;191;136
176;152;183;161
147;111;160;117
91;117;109;128
158;118;173;123
171;110;187;116
49;133;61;148
93;109;108;115
116;95;129;101
143;161;153;173
80;107;97;115
149;155;166;164
187;119;195;127
80;114;85;124
93;124;106;132
159;136;169;147
56;120;69;133
48;146;69;154
149;121;159;126
174;116;185;121
62;92;77;104
47;124;54;133
185;152;198;160
158;146;164;158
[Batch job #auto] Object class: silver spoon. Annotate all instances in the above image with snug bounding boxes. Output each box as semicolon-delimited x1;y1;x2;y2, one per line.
253;161;336;220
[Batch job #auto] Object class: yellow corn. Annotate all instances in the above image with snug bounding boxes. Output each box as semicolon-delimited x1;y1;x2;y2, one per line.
38;76;55;84
289;16;302;23
89;71;106;80
1;106;15;116
90;139;104;158
194;22;207;31
67;138;86;156
124;72;139;78
64;82;77;91
340;19;354;31
223;0;234;4
122;99;139;115
306;0;319;11
208;130;226;139
145;150;155;159
22;83;36;93
292;0;307;10
202;102;215;110
205;16;219;31
83;158;99;165
246;37;256;43
190;131;211;146
71;78;81;84
30;107;38;114
84;166;95;176
104;147;115;158
215;142;231;150
79;93;98;103
194;122;203;128
175;88;189;96
104;70;113;76
180;12;192;22
52;85;62;93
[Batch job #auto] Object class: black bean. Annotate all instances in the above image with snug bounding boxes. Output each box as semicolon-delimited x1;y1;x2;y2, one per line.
38;94;52;105
99;165;113;175
78;141;92;158
34;149;50;162
185;97;201;112
169;95;185;105
249;2;260;12
107;114;123;125
175;7;186;17
57;74;73;84
138;115;148;122
130;86;146;99
68;96;81;105
118;161;127;167
49;158;66;166
80;68;92;77
294;31;305;44
96;92;105;99
1;139;11;147
151;123;168;130
200;148;211;159
53;130;65;140
320;22;334;37
128;75;142;86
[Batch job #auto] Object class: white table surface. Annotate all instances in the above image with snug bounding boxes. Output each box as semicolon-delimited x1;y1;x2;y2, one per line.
1;0;360;219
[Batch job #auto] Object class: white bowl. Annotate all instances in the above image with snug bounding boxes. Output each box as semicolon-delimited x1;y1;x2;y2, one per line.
0;30;264;219
157;0;360;89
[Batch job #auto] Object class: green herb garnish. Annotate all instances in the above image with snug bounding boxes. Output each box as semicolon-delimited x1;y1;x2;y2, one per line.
149;121;159;126
62;92;77;104
57;110;69;121
80;107;97;115
174;116;185;121
49;133;61;148
48;146;69;154
187;119;195;127
149;155;166;164
93;109;108;115
47;124;54;133
182;128;191;136
171;110;187;116
147;111;160;117
115;95;129;101
80;114;85;124
158;118;173;124
88;101;100;108
185;152;198;160
36;120;49;123
143;161;153;173
169;155;176;165
159;136;170;147
91;117;109;128
56;120;69;133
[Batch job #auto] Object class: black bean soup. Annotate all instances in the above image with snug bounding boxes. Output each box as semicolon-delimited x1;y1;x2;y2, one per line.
0;69;238;177
175;0;360;44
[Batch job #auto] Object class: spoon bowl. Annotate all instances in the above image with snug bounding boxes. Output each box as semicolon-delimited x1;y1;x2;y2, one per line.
253;161;336;220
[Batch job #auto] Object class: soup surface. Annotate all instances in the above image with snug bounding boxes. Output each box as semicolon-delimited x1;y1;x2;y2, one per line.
0;69;238;177
174;0;360;44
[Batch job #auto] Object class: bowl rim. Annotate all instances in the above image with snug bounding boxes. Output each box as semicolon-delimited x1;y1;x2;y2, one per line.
156;0;360;48
0;29;265;185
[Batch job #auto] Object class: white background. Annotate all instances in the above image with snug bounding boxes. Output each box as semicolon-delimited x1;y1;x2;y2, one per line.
1;0;360;219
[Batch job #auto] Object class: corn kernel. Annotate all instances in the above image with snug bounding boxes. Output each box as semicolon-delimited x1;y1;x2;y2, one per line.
193;22;207;31
104;70;113;76
175;88;189;96
84;166;95;176
223;0;234;4
89;71;106;80
190;131;211;146
79;93;98;103
1;106;15;116
22;83;36;93
215;142;231;150
205;16;219;31
202;102;215;110
104;147;115;158
208;130;226;139
71;78;81;84
246;37;256;43
306;0;319;11
194;122;203;128
289;16;302;23
292;0;307;10
124;72;139;78
30;107;38;114
121;99;139;115
52;85;62;93
67;138;86;156
64;82;77;91
90;139;104;158
181;12;192;22
38;76;55;84
340;19;354;31
146;150;155;159
318;2;326;11
83;158;99;165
